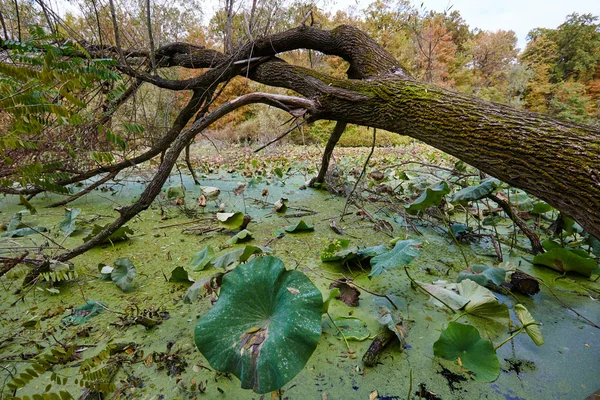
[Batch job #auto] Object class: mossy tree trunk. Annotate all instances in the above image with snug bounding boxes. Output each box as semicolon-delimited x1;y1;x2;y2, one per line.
8;24;598;264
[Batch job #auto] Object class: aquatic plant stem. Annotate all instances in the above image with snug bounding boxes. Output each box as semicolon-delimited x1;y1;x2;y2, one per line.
404;267;456;313
493;323;539;351
341;128;376;219
407;368;413;400
538;279;600;329
441;214;470;269
327;312;350;350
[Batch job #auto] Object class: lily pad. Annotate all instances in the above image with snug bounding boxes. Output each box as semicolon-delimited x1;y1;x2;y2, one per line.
457;280;509;325
321;239;352;262
59;208;81;236
194;256;323;394
217;212;245;229
273;198;288;213
377;306;410;348
82;224;134;243
98;263;113;280
200;186;221;199
169;266;194;283
61;301;106;325
369;239;421;277
533;247;597;277
189;247;216;271
111;258;136;292
457;265;507;287
211;245;271;269
514;304;544;346
2;226;48;237
418;281;470;310
284;220;314;233
433;322;500;382
449;178;500;204
405;181;450;215
6;211;25;232
167;184;186;199
333;316;370;341
531;202;553;214
230;229;253;244
183;273;224;304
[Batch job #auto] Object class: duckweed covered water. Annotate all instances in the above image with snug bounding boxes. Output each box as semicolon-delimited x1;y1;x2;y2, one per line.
0;169;598;399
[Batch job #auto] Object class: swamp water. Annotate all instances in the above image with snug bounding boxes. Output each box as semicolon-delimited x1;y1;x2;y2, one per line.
0;171;598;399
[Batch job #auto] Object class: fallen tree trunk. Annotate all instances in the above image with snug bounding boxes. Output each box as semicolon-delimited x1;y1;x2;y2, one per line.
248;59;600;239
11;23;596;265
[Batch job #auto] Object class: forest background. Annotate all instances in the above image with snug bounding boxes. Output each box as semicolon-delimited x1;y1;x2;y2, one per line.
1;0;598;150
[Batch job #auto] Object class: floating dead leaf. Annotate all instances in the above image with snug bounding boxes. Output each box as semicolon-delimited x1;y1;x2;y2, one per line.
262;188;269;197
145;353;153;367
369;171;384;181
198;194;207;207
233;184;246;196
369;390;378;400
218;203;226;212
329;278;360;307
175;197;185;206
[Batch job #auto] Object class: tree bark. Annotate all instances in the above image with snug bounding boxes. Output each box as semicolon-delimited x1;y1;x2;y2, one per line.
248;59;600;239
5;23;599;258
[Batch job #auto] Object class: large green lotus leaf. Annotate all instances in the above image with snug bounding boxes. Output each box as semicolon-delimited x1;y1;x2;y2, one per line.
457;279;509;325
217;212;245;229
189;246;216;271
195;256;323;394
405;181;450;215
457;265;506;287
284;220;314;233
449;178;500;204
332;316;370;341
59;208;81;236
111;258;136;292
433;322;500;382
533;247;597;277
418;281;469;310
514;304;544;346
369;239;421;277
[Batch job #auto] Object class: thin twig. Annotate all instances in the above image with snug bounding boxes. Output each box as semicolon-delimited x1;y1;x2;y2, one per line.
404;267;457;313
342;128;376;219
538;279;600;329
254;120;307;152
